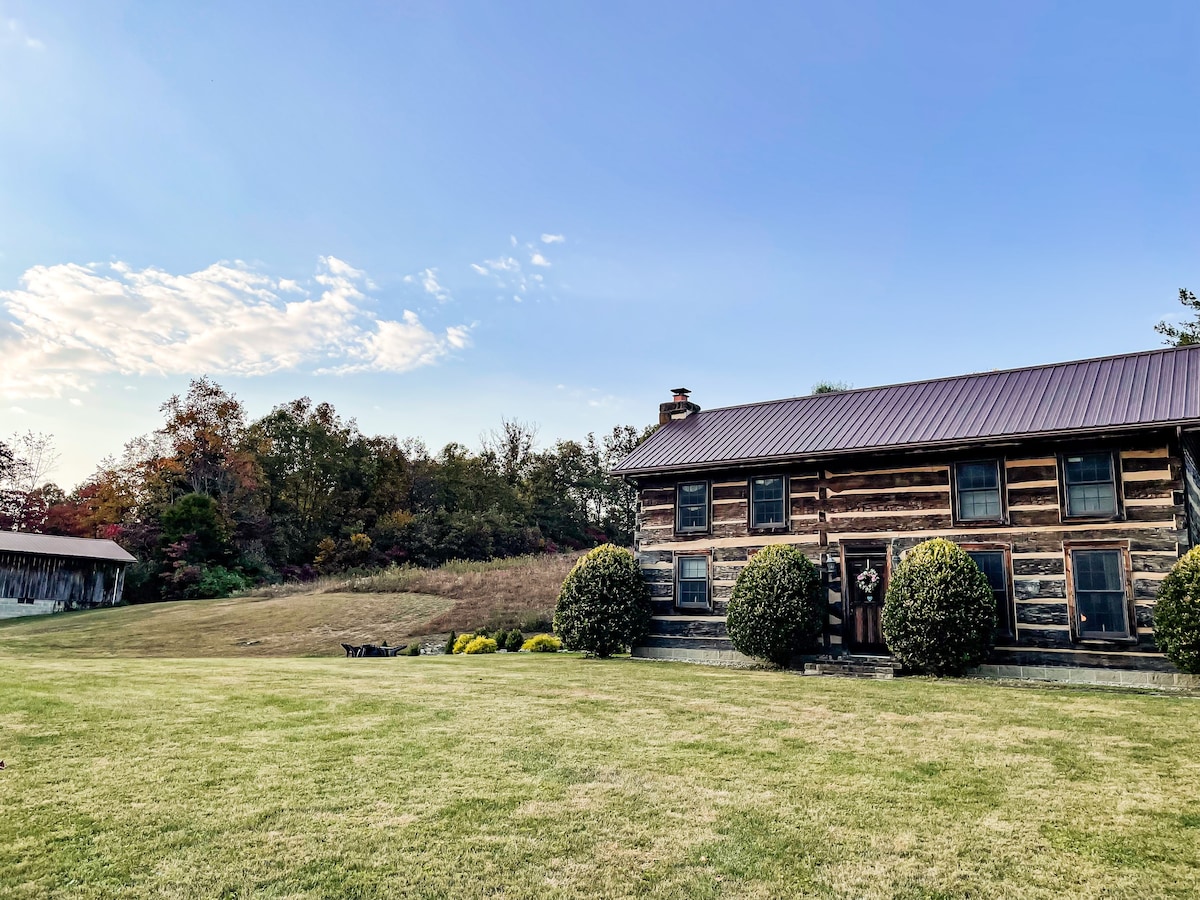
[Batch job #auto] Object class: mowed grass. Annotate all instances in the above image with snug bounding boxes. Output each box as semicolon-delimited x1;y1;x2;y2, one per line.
3;655;1200;899
0;591;453;657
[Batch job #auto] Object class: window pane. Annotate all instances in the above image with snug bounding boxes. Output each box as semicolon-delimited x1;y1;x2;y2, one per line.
1068;483;1116;517
679;581;708;606
1066;453;1112;485
959;489;1001;520
967;551;1007;592
679;557;707;579
752;477;785;527
1077;591;1128;635
677;483;708;529
957;462;998;491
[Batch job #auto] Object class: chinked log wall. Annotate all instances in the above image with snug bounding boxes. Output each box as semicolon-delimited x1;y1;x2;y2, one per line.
634;432;1187;670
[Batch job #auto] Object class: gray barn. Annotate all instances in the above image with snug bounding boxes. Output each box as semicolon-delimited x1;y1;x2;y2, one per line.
0;532;135;619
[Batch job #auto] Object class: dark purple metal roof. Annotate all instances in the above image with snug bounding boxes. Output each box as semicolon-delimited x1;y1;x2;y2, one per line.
612;345;1200;475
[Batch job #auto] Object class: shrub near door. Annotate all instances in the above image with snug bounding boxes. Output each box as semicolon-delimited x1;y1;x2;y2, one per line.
880;538;996;675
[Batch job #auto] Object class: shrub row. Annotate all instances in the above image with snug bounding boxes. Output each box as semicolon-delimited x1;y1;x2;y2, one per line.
447;627;533;654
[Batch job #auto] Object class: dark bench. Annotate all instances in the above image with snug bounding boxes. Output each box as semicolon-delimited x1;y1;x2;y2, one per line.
342;643;404;657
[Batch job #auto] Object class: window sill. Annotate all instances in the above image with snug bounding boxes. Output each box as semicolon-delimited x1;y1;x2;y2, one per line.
953;518;1008;528
1074;636;1138;647
749;526;789;534
674;529;710;537
1060;515;1124;525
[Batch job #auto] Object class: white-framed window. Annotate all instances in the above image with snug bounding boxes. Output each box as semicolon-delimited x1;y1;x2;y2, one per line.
676;556;710;609
1063;452;1119;518
750;476;786;529
676;482;709;532
955;460;1003;522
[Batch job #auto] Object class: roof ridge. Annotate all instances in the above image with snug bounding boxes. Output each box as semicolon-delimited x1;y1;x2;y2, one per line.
692;344;1195;416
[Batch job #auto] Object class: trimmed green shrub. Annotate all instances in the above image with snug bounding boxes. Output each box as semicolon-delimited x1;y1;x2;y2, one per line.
503;628;524;652
521;633;562;652
1153;545;1200;673
404;642;421;656
463;636;498;654
444;631;457;655
452;632;474;654
881;538;996;675
553;544;651;658
726;545;824;666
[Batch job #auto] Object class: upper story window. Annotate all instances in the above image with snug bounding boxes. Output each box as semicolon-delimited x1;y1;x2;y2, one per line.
955;461;1003;522
751;476;786;529
1063;452;1119;518
1068;546;1132;640
676;482;709;532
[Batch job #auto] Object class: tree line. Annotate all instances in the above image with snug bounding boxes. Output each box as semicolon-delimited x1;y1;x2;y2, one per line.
0;378;653;602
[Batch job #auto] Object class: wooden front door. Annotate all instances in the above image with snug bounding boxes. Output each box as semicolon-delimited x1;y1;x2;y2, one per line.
844;549;889;654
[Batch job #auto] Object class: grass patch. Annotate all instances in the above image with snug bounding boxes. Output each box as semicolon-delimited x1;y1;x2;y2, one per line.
2;656;1199;898
0;591;453;657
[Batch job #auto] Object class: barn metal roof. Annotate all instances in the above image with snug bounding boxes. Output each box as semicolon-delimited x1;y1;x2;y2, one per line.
612;345;1200;476
0;531;136;563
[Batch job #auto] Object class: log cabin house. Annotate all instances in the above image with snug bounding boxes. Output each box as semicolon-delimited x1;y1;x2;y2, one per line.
0;532;135;619
611;345;1200;685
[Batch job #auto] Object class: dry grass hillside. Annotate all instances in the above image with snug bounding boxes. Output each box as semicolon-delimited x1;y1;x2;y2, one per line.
0;552;582;658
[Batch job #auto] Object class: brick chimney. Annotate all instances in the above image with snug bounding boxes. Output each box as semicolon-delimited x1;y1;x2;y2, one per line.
659;387;701;425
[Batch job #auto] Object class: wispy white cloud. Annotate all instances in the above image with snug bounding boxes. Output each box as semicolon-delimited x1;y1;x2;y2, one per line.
6;18;44;50
404;266;451;303
0;257;470;398
467;233;565;302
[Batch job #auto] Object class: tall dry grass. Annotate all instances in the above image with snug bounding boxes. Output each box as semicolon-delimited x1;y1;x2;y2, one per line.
238;553;584;635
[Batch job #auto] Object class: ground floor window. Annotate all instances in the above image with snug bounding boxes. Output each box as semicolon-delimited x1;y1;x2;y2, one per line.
16;598;34;605
964;547;1013;639
676;556;710;609
1067;545;1133;640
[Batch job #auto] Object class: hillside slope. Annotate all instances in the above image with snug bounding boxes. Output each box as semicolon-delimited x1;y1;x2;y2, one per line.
0;591;454;658
0;552;580;658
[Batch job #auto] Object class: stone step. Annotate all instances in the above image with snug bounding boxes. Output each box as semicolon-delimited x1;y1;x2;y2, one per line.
803;661;898;679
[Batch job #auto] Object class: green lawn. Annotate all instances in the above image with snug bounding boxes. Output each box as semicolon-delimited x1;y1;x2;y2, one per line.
0;590;453;658
2;655;1199;898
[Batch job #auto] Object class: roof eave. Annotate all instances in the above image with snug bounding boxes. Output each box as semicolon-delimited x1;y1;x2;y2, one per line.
610;419;1196;478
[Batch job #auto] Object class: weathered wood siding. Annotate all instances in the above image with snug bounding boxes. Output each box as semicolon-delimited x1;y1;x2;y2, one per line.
634;430;1189;671
0;551;127;619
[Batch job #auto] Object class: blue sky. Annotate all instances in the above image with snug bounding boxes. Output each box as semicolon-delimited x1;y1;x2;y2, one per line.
1;1;1198;487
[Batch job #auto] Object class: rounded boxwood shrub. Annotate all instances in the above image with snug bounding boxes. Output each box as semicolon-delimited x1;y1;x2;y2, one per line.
503;628;524;653
1153;545;1200;673
463;636;498;654
521;633;563;652
452;632;474;654
880;538;996;675
726;544;824;666
553;544;652;658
